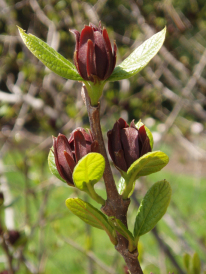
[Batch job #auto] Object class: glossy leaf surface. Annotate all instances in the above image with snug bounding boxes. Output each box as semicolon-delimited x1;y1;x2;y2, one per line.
108;28;166;82
73;153;105;191
18;27;83;81
127;151;169;181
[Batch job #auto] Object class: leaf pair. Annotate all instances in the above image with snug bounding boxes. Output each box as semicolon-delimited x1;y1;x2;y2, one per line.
18;26;166;83
119;151;169;198
66;180;171;249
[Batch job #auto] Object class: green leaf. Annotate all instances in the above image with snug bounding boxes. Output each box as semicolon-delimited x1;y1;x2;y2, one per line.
109;217;136;252
17;26;83;81
48;148;67;184
66;198;117;245
183;253;191;271
128;151;169;180
135;120;154;150
192;253;201;274
73;153;105;191
108;28;166;82
134;180;171;242
122;151;169;198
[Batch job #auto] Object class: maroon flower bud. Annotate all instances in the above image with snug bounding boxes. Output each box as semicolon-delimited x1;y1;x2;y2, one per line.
7;230;21;246
0;270;9;274
107;118;151;172
70;22;117;82
53;128;99;186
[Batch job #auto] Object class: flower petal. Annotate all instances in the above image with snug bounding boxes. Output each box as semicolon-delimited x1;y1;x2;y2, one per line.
78;26;94;80
102;28;114;79
55;134;74;184
87;39;96;80
94;31;108;79
73;131;87;162
120;127;140;168
107;118;128;171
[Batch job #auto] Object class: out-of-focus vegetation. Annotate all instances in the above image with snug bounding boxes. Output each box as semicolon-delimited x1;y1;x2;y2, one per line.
0;0;206;273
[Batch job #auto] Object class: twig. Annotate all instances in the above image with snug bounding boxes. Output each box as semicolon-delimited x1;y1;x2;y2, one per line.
82;84;143;274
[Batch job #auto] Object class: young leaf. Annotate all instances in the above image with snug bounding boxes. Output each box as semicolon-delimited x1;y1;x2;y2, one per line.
192;253;201;274
128;151;169;180
109;217;136;252
107;28;166;82
72;153;105;191
66;198;117;245
134;180;171;242
48;148;67;184
135;120;154;150
122;151;169;198
17;27;83;81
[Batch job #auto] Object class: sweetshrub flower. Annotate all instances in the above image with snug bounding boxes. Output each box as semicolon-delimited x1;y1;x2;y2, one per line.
70;22;117;82
53;128;98;186
107;118;151;172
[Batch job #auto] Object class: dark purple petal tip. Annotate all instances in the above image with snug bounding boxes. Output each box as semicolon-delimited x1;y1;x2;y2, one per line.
52;129;99;186
71;22;117;82
107;118;152;172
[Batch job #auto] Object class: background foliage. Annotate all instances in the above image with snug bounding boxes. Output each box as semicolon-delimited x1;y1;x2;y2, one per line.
0;0;206;273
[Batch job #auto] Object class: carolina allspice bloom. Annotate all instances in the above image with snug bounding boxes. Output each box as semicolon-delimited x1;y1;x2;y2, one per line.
70;22;117;82
107;118;151;172
53;128;99;186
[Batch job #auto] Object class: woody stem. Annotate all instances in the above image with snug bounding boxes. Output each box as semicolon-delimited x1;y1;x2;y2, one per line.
82;84;143;274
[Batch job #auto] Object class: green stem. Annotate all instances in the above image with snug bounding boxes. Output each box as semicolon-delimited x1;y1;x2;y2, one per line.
122;178;135;200
84;81;106;106
87;182;105;205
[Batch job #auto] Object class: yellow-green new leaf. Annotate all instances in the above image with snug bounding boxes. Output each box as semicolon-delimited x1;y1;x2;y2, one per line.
122;151;169;198
134;180;171;242
128;151;169;180
108;28;166;82
73;153;105;191
18;27;83;81
66;198;117;245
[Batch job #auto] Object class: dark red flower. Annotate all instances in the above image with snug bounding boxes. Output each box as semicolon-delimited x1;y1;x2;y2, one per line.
70;22;117;82
53;128;99;186
107;118;151;172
